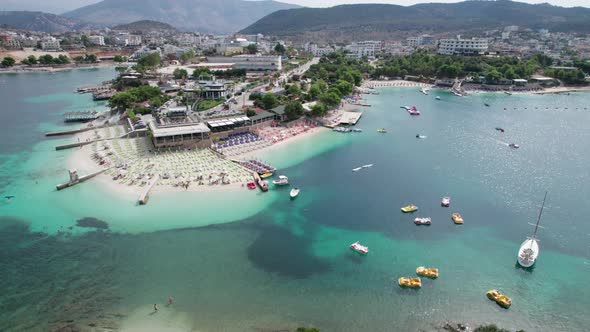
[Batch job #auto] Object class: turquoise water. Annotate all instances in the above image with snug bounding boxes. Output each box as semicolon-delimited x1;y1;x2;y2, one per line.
1;70;590;331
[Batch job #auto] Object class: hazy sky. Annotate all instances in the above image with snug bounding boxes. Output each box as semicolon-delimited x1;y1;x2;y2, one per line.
0;0;588;14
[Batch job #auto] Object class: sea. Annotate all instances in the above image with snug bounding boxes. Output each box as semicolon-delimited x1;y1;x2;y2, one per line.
1;68;589;332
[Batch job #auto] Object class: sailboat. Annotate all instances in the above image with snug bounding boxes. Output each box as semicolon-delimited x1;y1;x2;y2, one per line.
517;192;548;268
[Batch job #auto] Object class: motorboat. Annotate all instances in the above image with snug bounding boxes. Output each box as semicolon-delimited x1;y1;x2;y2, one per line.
352;128;363;132
352;167;362;172
290;187;300;199
361;164;373;168
260;172;273;179
416;134;427;139
407;106;420;115
495;127;505;133
247;182;256;190
486;289;512;308
451;213;464;224
333;127;351;133
484;103;490;107
435;96;441;100
504;91;513;96
398;277;422;288
349;241;369;254
420;87;429;95
517;192;547;268
509;143;519;149
272;175;289;186
377;128;387;133
414;217;432;225
401;205;418;213
441;196;451;207
416;266;439;278
401;106;411;110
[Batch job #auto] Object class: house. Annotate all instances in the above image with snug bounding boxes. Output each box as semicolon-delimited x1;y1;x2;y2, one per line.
268;105;287;121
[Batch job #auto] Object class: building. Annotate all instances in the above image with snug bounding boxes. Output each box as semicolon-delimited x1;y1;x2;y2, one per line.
0;33;20;49
148;106;211;148
306;43;335;57
184;76;232;99
131;47;161;60
207;55;282;71
438;37;488;55
88;35;105;46
127;35;142;46
40;37;61;51
407;35;436;48
345;41;380;59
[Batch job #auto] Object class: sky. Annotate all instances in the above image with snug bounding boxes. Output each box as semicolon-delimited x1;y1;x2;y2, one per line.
0;0;588;14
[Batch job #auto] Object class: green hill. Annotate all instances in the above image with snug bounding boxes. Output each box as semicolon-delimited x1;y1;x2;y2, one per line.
240;0;590;42
112;20;177;33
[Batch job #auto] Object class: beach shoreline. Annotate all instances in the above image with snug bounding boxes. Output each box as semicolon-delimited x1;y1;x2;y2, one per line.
0;63;115;75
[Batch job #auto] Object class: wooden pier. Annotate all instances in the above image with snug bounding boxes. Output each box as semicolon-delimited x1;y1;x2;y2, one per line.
56;169;107;191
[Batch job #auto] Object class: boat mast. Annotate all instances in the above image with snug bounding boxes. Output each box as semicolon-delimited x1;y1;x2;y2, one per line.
532;191;548;239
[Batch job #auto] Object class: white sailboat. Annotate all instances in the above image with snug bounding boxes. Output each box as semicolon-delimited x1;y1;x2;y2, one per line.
517;192;548;268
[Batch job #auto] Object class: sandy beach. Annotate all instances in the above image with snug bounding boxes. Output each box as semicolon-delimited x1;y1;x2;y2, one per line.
362;79;431;88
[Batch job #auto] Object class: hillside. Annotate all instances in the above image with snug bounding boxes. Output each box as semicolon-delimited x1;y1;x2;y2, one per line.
241;0;590;42
64;0;299;33
112;20;177;33
0;11;92;33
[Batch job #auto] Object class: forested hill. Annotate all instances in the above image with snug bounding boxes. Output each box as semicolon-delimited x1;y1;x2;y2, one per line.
240;0;590;41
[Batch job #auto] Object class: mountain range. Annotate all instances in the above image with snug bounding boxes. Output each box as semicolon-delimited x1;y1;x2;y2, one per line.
63;0;298;34
241;0;590;42
0;11;91;33
111;20;177;33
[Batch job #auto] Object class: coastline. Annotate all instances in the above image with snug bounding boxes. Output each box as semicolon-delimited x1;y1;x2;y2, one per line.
0;63;115;74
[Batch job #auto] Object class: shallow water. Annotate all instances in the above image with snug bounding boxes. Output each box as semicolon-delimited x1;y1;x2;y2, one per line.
1;70;590;331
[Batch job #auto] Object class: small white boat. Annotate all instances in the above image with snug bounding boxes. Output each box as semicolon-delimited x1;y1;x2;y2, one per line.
290;187;300;199
352;128;363;132
272;175;289;186
441;196;451;207
352;167;362;172
435;96;441;100
414;217;432;225
361;164;373;168
420;88;429;95
350;241;369;254
509;143;519;149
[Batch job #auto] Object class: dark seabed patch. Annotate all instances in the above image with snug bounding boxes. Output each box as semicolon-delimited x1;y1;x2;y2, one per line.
0;217;123;332
246;223;331;278
76;217;110;229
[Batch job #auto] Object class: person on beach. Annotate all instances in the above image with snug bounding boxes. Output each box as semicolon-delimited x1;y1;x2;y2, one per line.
167;296;174;306
153;304;158;312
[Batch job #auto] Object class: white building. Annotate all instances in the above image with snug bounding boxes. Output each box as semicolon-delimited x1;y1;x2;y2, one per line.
174;33;201;47
88;35;105;46
131;47;162;60
438;37;488;55
127;35;142;46
306;43;335;57
407;35;436;48
40;37;61;51
345;41;380;59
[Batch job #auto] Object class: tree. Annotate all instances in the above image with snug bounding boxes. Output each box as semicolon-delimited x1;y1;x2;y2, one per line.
179;50;196;64
285;101;304;120
85;54;98;63
334;80;353;96
73;55;84;63
109;92;136;111
1;57;15;67
245;44;258;55
307;84;321;100
80;35;91;47
193;67;211;78
261;93;279;110
22;55;37;65
311;102;327;117
484;68;502;84
38;54;54;65
137;53;161;69
319;91;341;107
295;328;320;332
113;55;126;63
173;68;188;79
246;109;256;117
274;43;286;55
287;84;301;96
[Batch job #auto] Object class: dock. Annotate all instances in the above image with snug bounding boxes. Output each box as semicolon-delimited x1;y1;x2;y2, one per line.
339;111;363;125
46;126;95;137
138;178;159;205
56;168;107;191
63;111;98;123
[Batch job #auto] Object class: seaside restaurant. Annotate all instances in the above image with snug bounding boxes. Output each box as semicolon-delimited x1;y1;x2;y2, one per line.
148;121;211;149
206;116;250;133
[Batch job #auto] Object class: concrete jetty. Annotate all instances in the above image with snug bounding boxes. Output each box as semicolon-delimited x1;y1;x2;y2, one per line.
46;127;95;137
56;168;107;191
138;179;159;205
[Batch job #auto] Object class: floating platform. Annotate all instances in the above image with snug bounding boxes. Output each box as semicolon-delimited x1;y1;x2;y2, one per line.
339;111;363;125
63;111;98;123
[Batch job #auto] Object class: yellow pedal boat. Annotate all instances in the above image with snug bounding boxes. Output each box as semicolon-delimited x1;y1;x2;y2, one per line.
260;172;273;179
452;213;464;224
401;205;418;213
398;277;422;288
486;289;512;308
416;266;439;278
